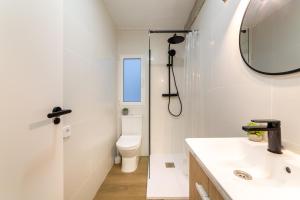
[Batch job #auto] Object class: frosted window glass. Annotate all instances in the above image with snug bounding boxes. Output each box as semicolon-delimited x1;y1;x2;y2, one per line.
123;58;141;102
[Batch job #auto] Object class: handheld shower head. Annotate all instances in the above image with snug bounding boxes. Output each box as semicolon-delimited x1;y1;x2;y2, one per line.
168;49;176;57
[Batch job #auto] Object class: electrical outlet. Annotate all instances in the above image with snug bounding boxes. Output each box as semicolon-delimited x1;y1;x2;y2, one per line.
62;125;71;138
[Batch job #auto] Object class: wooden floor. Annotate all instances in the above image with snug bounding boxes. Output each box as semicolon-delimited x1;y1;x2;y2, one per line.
94;157;148;200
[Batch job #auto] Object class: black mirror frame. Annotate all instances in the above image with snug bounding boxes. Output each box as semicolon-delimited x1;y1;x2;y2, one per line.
239;0;300;75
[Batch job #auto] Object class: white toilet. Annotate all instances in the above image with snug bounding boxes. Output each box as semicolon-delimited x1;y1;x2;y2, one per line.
116;115;142;173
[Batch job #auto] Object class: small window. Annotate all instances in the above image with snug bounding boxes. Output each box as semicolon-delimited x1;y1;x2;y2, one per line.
123;58;142;103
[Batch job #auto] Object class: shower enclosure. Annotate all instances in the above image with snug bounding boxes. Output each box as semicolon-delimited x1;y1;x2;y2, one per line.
147;30;199;199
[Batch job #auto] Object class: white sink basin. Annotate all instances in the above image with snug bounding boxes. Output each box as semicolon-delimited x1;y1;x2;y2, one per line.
186;138;300;200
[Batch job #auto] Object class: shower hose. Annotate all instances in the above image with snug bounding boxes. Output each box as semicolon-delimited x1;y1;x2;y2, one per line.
168;45;183;117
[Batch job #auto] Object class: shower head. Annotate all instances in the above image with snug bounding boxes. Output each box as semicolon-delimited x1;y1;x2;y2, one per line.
168;34;185;44
168;49;176;57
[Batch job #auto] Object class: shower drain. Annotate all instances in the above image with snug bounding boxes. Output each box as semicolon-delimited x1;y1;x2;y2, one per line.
165;162;175;168
233;170;252;180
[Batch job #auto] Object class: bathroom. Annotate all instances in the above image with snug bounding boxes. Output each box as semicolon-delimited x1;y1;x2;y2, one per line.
1;0;300;199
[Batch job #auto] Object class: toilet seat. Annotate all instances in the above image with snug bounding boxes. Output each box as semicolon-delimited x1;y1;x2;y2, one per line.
116;135;141;150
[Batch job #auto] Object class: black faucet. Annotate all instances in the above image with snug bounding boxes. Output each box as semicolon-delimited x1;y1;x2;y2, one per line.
242;119;282;154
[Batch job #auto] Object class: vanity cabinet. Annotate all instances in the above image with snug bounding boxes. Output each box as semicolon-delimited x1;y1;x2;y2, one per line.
189;153;224;200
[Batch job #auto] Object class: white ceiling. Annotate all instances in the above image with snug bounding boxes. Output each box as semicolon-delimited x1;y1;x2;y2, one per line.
103;0;196;30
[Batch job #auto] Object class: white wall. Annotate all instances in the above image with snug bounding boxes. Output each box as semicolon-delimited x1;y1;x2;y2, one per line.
117;30;149;156
0;0;64;199
150;34;186;154
63;0;117;199
190;0;300;151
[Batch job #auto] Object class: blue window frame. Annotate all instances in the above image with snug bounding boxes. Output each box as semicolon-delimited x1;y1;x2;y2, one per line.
123;58;142;103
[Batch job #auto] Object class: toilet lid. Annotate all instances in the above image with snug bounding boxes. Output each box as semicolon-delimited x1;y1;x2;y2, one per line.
116;135;141;150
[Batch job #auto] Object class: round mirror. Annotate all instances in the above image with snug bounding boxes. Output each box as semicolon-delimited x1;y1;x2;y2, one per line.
240;0;300;75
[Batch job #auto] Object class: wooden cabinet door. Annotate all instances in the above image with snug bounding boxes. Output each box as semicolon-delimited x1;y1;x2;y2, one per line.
189;153;209;200
209;180;224;200
189;153;224;200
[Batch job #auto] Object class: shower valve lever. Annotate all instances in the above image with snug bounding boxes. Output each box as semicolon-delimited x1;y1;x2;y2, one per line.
162;93;178;97
47;107;72;125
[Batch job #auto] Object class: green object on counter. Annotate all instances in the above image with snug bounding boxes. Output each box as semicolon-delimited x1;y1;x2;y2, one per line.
246;122;266;136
